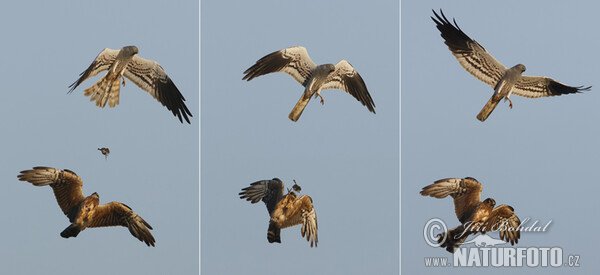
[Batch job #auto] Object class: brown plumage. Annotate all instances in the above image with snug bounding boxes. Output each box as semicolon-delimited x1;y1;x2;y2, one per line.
98;147;110;160
17;167;155;247
239;178;318;247
421;177;521;253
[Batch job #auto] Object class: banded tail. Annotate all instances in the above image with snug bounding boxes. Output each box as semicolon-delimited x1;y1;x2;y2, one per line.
267;221;281;243
288;88;315;122
83;74;121;108
476;95;501;122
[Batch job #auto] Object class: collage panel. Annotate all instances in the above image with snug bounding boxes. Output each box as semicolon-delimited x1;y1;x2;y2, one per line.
201;0;399;274
402;1;598;274
1;1;199;274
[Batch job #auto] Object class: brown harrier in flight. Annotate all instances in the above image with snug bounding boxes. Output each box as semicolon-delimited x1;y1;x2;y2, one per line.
98;147;110;160
421;177;521;253
243;46;375;122
432;10;591;122
239;178;318;247
68;45;193;124
17;167;155;247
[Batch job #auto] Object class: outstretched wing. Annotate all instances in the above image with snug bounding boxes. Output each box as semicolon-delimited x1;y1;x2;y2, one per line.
432;9;507;88
68;48;120;93
239;178;284;214
242;46;317;86
512;76;591;98
484;204;521;245
123;56;192;124
87;201;155;247
421;177;483;223
17;167;85;219
279;195;318;247
320;60;376;114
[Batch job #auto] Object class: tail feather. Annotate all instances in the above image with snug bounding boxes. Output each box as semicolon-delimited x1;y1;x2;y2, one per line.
288;91;313;122
438;226;470;253
476;95;501;122
83;74;121;108
267;221;281;244
60;224;82;238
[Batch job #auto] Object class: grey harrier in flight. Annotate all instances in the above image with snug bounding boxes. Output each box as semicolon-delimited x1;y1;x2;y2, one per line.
18;167;155;246
243;46;375;122
432;10;591;122
239;178;318;247
421;177;521;253
68;46;192;124
98;147;110;160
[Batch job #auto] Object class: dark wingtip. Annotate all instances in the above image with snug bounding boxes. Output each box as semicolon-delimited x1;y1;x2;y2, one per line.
242;69;252;81
549;81;592;96
67;82;77;94
578;85;592;91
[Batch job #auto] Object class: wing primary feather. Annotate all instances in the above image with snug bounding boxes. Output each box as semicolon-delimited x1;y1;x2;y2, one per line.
242;50;289;81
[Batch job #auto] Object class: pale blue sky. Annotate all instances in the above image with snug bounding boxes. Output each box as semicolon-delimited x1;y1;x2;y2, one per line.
403;0;599;274
201;0;398;274
0;1;198;274
7;1;595;274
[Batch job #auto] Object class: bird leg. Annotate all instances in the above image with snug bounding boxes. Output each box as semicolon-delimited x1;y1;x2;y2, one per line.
501;95;513;109
317;91;325;105
118;70;126;87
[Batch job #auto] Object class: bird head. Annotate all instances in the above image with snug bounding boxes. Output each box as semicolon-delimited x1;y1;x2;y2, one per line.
516;64;526;73
123;45;139;56
483;198;496;207
327;64;335;72
83;193;100;211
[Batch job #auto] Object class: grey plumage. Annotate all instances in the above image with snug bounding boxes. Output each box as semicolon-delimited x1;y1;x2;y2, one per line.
243;46;375;122
69;46;193;124
432;9;590;122
477;64;526;121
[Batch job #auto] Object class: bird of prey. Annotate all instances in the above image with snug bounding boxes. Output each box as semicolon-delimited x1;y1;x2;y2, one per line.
432;10;591;122
68;46;193;124
17;167;155;247
239;178;318;247
98;147;110;160
242;46;375;122
420;177;521;253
